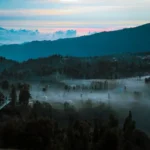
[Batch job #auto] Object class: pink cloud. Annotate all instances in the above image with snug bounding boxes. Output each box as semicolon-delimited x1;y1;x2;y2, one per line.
39;27;129;35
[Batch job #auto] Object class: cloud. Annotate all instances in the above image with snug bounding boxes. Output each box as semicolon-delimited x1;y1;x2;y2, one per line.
0;25;129;45
53;30;76;39
0;0;149;32
0;5;149;25
0;5;149;17
0;20;148;30
0;27;40;44
0;9;74;16
27;0;150;6
0;27;77;44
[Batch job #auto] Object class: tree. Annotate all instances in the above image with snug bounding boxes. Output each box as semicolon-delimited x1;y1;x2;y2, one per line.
1;120;20;148
64;101;70;112
10;85;17;107
93;119;99;143
85;99;93;108
1;80;9;90
123;111;132;132
42;87;47;92
30;101;52;119
17;82;23;90
108;113;119;128
20;119;54;150
0;91;5;104
123;111;136;140
19;85;31;106
101;130;119;150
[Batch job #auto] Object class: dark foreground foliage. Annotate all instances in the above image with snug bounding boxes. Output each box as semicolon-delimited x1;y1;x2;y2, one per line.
0;101;150;150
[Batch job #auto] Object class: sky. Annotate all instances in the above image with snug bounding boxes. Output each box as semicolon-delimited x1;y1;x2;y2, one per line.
0;0;150;41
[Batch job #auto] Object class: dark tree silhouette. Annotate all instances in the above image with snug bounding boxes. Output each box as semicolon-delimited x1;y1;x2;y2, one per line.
30;101;52;119
19;85;31;106
123;111;132;132
64;101;70;112
0;91;5;104
10;85;17;107
123;111;136;140
101;130;119;150
42;87;47;92
108;113;119;128
0;102;149;150
1;80;9;90
93;119;99;143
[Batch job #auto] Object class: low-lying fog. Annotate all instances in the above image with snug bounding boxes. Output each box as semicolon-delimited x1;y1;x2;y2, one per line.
2;76;150;134
30;76;150;108
29;76;150;134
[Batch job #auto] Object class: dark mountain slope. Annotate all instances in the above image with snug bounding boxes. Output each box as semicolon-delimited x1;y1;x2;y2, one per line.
0;23;150;61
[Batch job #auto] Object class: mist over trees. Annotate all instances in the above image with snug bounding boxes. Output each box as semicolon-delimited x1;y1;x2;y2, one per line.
0;70;150;150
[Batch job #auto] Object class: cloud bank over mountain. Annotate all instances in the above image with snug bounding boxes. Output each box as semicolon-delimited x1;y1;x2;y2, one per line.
0;27;77;44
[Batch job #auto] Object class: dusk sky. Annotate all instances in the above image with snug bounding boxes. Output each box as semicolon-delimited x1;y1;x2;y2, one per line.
0;0;150;35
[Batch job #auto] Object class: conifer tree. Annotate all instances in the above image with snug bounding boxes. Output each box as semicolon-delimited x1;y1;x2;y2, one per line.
10;85;17;107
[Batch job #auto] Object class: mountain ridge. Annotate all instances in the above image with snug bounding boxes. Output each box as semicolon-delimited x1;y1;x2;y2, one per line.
0;23;150;61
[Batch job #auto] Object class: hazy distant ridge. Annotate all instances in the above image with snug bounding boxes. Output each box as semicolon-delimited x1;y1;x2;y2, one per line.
0;23;150;61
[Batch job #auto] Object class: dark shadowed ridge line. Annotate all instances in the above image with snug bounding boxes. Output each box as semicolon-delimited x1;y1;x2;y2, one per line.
0;22;150;62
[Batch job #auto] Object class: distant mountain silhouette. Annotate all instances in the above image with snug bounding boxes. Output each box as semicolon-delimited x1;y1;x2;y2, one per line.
0;23;150;61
